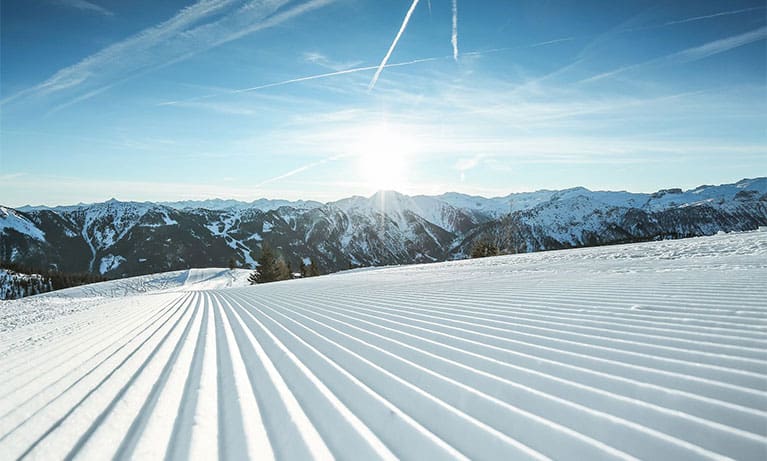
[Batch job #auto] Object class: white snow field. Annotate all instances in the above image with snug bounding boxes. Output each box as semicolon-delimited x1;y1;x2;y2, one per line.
1;233;766;460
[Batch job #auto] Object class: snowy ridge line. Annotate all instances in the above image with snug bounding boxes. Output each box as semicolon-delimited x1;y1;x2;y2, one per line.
3;293;192;459
0;293;185;384
59;293;200;460
272;290;767;436
280;288;767;410
423;281;767;317
219;293;332;460
320;288;767;359
112;293;204;459
209;292;253;461
446;293;767;335
379;298;767;360
475;289;767;323
210;293;274;461
0;293;187;414
384;293;767;347
0;232;765;459
239;291;766;459
0;294;183;410
219;293;397;460
225;291;562;460
312;288;764;389
226;291;724;460
164;292;211;461
356;281;767;323
218;293;470;461
316;290;767;388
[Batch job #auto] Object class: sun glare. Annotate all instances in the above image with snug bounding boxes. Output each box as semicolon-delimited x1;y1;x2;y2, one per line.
350;123;415;192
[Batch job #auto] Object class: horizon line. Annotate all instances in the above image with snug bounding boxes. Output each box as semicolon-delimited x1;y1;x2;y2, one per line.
5;176;763;210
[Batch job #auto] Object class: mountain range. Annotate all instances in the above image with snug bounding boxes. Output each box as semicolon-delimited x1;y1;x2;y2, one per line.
1;178;765;279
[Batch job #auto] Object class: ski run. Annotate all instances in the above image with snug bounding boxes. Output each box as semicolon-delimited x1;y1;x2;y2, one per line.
1;231;766;460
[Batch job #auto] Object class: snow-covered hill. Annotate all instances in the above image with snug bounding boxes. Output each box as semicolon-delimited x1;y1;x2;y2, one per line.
1;178;765;280
0;231;765;459
0;268;251;331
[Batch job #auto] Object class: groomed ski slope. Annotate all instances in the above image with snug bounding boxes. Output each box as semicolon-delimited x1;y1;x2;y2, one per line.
1;232;766;460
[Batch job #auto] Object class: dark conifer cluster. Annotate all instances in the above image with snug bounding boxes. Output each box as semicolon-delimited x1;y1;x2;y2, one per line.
470;240;500;258
248;243;320;284
0;261;108;299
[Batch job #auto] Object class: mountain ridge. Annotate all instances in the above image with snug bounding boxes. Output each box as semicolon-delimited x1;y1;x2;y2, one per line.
2;178;765;280
19;177;765;212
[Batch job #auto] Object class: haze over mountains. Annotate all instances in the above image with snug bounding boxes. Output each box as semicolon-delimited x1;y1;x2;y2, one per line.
1;178;765;279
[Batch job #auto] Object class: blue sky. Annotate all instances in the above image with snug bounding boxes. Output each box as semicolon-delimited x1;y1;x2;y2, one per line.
1;0;765;207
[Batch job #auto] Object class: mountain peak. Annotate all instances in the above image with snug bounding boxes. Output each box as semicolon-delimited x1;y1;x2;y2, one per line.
369;190;407;201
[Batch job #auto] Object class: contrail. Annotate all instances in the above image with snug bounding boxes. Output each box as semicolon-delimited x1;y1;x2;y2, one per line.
451;0;458;61
255;154;345;188
368;0;421;91
427;0;431;16
160;37;577;106
160;56;441;106
528;37;574;48
663;6;765;27
619;6;766;34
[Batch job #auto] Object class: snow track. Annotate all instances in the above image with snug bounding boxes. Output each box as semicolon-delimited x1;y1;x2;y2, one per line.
1;232;766;459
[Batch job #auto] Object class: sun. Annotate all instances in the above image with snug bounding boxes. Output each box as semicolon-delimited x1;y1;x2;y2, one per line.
349;123;416;192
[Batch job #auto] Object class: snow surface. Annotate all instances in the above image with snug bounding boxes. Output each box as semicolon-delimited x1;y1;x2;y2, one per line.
0;206;46;241
0;234;766;459
99;254;127;275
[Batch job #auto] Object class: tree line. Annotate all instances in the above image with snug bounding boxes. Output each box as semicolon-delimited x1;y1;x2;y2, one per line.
248;243;321;284
247;239;501;286
0;261;109;299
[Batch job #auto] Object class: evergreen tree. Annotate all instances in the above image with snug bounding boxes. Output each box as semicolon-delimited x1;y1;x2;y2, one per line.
470;240;500;258
228;257;237;270
298;261;307;278
249;243;280;284
308;258;321;277
276;257;291;281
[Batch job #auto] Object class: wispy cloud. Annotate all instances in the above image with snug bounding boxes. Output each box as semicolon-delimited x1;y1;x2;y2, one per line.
160;35;581;107
676;26;767;63
161;101;257;116
369;0;421;91
3;0;337;110
451;0;458;61
3;0;239;106
582;26;767;83
267;69;765;171
54;0;113;16
303;52;363;71
455;155;482;181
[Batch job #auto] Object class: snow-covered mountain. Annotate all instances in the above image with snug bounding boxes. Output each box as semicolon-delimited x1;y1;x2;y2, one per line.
159;197;323;212
1;178;765;279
